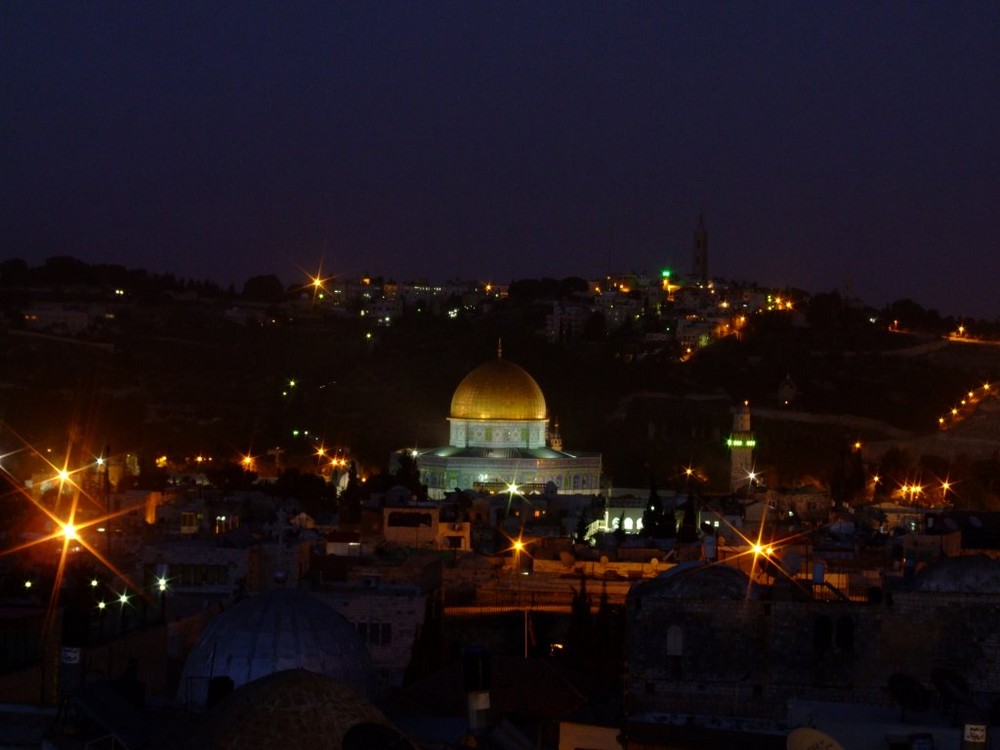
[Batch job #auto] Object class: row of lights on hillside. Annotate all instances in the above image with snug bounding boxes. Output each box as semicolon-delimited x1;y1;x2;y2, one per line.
870;472;954;504
939;382;991;430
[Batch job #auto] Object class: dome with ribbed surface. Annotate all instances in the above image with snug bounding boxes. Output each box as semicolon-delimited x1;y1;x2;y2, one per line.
450;357;547;421
176;589;376;709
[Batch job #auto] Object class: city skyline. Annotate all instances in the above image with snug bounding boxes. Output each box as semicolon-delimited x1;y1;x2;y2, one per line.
3;3;999;319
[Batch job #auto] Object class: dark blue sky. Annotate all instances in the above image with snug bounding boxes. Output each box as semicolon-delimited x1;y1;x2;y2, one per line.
3;2;998;318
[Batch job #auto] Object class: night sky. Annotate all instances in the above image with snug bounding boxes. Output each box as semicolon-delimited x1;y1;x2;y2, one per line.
2;2;998;318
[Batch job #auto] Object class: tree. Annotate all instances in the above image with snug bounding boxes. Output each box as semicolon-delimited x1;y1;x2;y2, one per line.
565;575;595;669
391;452;425;501
877;447;911;493
613;510;626;543
805;290;844;329
337;461;363;525
676;498;699;543
573;508;591;544
0;258;29;286
830;447;866;505
242;274;285;302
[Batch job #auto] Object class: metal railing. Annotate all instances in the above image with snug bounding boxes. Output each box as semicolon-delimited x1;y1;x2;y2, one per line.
444;587;627;614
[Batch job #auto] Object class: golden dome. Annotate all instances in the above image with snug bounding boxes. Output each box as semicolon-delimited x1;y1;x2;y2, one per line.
450;357;547;421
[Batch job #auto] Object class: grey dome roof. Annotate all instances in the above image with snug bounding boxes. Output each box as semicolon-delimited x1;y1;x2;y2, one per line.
912;554;1000;593
628;560;757;601
177;589;376;708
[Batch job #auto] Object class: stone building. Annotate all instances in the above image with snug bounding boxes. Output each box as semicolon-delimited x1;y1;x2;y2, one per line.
624;555;1000;748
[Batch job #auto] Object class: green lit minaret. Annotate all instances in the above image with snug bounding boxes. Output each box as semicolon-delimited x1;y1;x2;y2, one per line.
727;401;755;492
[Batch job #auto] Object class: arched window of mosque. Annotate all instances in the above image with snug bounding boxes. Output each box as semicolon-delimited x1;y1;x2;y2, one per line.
835;615;854;650
813;615;833;653
624;517;634;531
612;516;621;530
666;625;684;656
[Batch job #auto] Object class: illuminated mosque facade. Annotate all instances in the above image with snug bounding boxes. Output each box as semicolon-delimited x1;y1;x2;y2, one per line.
412;350;602;500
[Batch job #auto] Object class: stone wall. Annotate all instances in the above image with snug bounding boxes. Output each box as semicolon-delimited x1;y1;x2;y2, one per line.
627;585;1000;722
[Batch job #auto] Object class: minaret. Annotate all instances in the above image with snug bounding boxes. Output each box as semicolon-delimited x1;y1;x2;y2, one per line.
727;401;756;492
693;212;708;285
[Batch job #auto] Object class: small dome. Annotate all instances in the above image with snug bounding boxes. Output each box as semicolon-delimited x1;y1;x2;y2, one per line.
450;357;546;421
628;561;757;601
190;669;413;750
912;554;1000;593
177;590;376;708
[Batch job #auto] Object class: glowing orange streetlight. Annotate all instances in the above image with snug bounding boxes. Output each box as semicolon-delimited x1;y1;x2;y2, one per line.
940;481;952;504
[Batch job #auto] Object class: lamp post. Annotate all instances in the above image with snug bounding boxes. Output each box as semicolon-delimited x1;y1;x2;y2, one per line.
512;537;528;659
116;590;130;636
156;576;169;623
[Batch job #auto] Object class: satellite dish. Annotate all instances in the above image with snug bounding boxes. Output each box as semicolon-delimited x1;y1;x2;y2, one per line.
787;726;845;750
969;516;983;528
887;673;932;718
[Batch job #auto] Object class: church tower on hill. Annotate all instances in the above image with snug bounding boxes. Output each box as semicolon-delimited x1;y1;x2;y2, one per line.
692;212;708;285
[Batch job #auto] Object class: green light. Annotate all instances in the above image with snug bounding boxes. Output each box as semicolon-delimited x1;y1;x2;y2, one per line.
661;269;671;278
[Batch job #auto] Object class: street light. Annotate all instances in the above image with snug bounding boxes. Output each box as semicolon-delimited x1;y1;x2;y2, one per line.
156;576;169;622
513;539;524;574
116;590;130;634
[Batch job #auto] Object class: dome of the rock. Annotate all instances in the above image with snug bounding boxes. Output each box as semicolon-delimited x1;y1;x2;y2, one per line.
450;357;547;421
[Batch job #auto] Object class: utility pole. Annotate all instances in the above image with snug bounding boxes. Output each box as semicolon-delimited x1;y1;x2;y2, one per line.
103;444;111;560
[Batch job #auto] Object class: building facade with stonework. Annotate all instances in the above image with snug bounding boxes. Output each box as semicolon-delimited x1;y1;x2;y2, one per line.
624;555;1000;748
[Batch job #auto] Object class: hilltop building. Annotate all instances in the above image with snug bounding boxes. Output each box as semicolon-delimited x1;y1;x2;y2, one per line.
409;348;602;500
